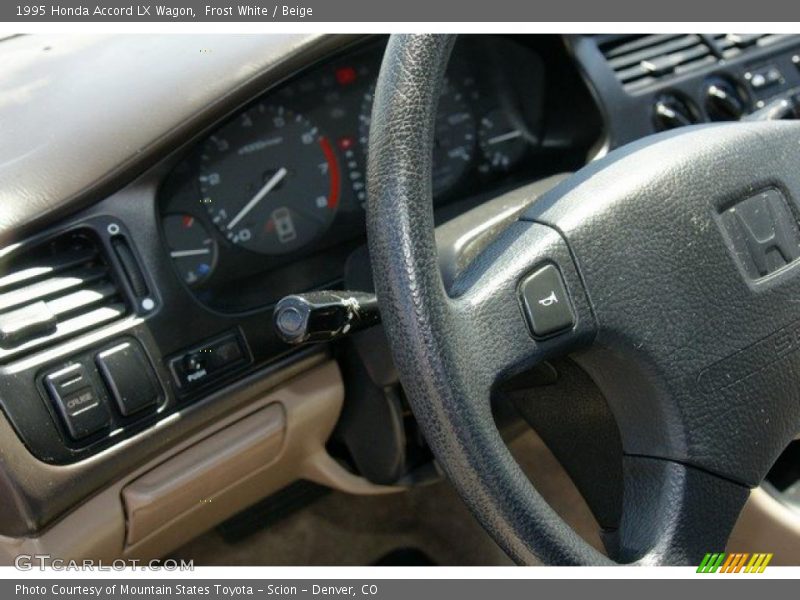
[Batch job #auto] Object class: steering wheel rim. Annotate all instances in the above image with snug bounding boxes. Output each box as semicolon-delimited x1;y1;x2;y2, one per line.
366;34;800;565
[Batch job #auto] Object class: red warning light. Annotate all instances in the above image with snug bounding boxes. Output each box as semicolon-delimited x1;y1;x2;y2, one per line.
338;136;355;151
335;66;357;86
181;215;195;229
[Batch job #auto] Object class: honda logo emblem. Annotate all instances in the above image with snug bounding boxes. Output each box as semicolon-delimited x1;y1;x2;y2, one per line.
719;189;800;279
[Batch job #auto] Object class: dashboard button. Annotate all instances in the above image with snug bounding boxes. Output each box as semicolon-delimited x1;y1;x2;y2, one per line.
44;363;110;440
169;331;248;392
207;335;244;369
746;66;783;90
519;264;574;338
183;352;206;373
96;341;161;416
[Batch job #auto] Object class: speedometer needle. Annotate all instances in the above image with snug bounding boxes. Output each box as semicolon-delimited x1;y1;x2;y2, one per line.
227;166;288;230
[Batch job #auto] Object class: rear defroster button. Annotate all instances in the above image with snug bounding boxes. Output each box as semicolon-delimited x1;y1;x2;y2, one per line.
519;264;575;338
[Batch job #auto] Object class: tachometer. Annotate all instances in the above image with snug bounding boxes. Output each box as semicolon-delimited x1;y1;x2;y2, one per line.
199;104;340;255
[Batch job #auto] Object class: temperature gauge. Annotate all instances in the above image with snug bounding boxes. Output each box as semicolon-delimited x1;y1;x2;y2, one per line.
163;214;217;287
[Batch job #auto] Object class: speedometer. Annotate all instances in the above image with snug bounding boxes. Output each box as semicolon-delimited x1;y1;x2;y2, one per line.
199;104;340;255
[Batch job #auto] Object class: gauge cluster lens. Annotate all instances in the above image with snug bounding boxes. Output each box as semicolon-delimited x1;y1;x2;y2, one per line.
163;214;217;287
199;104;340;255
431;81;477;196
157;38;574;313
359;79;478;198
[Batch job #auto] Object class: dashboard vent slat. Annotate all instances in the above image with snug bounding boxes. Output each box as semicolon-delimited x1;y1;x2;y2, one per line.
0;267;108;313
599;34;714;92
0;231;129;362
1;304;128;358
602;34;682;60
0;245;98;293
606;35;704;71
45;282;120;320
711;34;800;59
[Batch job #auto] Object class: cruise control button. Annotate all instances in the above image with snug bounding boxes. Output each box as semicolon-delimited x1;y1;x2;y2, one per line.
519;264;574;337
44;363;110;440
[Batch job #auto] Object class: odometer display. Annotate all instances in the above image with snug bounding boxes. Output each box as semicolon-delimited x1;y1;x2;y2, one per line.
199;104;340;255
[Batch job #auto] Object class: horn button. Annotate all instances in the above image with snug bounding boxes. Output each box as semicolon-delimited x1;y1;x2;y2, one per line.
518;263;575;338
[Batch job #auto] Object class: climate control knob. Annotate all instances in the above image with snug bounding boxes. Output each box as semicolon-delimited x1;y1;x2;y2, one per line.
653;94;699;131
704;77;749;121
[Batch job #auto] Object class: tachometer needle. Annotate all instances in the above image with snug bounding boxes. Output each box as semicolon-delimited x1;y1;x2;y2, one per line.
487;130;523;145
227;166;288;230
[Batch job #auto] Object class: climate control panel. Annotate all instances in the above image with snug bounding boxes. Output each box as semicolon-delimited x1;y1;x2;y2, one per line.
651;45;800;131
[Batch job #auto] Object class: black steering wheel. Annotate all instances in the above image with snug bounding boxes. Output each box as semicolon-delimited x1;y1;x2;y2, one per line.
365;34;800;565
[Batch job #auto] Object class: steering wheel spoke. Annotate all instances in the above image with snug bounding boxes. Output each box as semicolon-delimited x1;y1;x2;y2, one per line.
448;218;597;393
613;456;750;564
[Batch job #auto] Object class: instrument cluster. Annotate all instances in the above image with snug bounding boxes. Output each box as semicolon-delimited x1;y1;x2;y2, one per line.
158;36;602;313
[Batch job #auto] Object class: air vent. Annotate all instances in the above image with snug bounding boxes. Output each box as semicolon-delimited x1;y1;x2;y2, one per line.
711;34;799;59
0;230;129;363
600;34;716;92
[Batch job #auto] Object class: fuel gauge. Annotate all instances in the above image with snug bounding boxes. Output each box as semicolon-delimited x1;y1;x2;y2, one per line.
163;214;217;287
